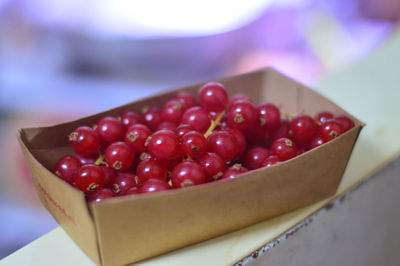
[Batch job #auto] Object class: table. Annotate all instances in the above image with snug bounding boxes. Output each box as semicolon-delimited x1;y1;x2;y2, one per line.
2;30;400;266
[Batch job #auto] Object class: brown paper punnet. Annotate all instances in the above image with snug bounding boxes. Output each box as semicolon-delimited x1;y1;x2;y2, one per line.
18;68;363;266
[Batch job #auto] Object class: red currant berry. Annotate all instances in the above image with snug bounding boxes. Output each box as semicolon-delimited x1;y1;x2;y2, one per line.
198;82;228;112
125;186;140;195
271;137;298;161
69;126;100;156
198;152;225;182
207;130;239;162
125;124;152;153
271;120;292;141
171;161;206;188
181;131;207;158
175;92;197;110
229;94;252;105
140;179;171;193
222;164;248;180
315;111;333;124
148;130;180;160
243;123;271;145
181;106;211;133
136;158;168;184
319;120;343;142
227;100;257;130
160;99;184;125
98;117;125;143
121;111;143;128
101;166;116;188
290;115;318;142
157;157;182;171
260;155;280;168
334;115;354;132
87;188;115;203
76;155;96;165
156;121;177;132
256;103;281;130
225;128;247;157
54;155;81;184
143;107;161;130
309;136;325;150
105;142;135;171
245;147;270;170
176;124;194;139
75;164;105;194
112;173;138;195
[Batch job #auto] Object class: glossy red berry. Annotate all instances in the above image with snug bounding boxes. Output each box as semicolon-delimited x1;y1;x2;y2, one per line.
315;111;333;124
181;131;207;158
97;117;125;143
181;106;211;133
309;136;325;150
69;126;100;156
143;107;161;130
171;161;206;188
105;142;135;171
125;187;140;195
54;155;81;184
198;82;228;112
148;130;180;160
112;173;138;195
319;120;343;142
225;128;247;157
334;115;354;132
243;123;271;145
229;94;252;105
87;188;115;203
157;157;182;171
271;120;292;141
139;179;171;193
227;100;257;130
125;124;152;153
176;124;194;139
136;158;168;184
198;152;225;182
76;155;96;165
207;130;239;162
290;115;318;142
256;103;281;130
121;111;143;128
75;164;105;194
175;92;197;110
160;99;184;125
222;164;248;180
271;137;298;161
260;155;280;168
156;121;177;132
101;166;117;188
245;147;270;170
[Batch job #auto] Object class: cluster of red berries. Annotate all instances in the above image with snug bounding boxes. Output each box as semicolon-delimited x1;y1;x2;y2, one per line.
53;82;355;203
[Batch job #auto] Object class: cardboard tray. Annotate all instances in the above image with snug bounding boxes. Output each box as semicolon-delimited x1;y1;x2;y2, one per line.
18;68;363;266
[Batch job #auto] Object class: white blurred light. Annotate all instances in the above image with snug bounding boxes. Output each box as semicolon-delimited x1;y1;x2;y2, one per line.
26;0;275;37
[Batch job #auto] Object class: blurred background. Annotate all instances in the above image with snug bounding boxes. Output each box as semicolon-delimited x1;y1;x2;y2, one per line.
1;0;399;259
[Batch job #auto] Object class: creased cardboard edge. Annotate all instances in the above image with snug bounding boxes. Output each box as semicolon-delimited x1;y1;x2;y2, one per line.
17;129;103;266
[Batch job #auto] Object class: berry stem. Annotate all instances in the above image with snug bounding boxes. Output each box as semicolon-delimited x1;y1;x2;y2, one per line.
282;112;296;120
204;110;226;139
94;154;106;166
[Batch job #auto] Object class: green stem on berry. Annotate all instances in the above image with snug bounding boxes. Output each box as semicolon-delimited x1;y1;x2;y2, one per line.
94;154;106;166
204;110;226;139
282;112;296;120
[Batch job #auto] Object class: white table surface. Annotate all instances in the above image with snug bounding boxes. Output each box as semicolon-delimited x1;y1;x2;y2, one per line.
2;30;400;266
